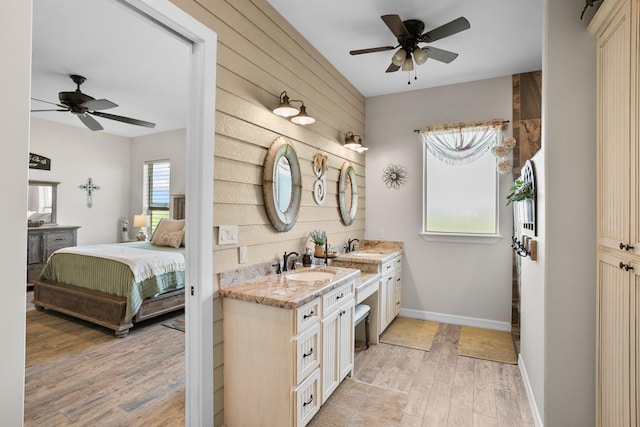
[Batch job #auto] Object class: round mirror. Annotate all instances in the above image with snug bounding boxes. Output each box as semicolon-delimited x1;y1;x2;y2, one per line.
263;137;302;232
338;162;358;226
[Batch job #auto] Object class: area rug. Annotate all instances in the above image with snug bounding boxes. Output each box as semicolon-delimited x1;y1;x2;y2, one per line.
161;317;185;332
458;326;517;364
379;317;439;351
308;378;407;426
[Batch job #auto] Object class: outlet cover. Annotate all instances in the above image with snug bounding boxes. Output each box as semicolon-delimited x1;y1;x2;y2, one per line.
239;246;248;264
218;225;238;245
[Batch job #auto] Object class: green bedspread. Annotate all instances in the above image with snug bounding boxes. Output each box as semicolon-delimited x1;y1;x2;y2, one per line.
40;241;185;322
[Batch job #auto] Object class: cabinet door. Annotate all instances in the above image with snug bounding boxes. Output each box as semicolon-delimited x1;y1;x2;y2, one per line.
321;309;340;403
596;0;632;253
27;232;43;264
394;274;402;318
338;302;354;381
385;273;395;328
597;252;632;427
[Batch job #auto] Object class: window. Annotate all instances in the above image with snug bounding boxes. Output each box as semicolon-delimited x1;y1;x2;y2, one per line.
420;120;506;236
143;160;171;234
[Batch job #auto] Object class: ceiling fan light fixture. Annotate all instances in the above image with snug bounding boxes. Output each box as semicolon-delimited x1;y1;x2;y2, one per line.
413;47;428;65
272;91;300;117
401;56;414;72
290;104;315;125
391;48;407;66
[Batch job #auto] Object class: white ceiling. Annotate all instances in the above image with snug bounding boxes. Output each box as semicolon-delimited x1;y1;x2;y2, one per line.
30;0;542;138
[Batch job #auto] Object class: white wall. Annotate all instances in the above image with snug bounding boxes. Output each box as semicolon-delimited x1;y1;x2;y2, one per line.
365;76;514;328
29;118;132;245
129;128;187;229
0;0;30;423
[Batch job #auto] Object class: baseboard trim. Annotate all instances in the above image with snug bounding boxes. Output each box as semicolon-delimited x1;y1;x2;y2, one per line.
399;308;512;331
518;354;543;427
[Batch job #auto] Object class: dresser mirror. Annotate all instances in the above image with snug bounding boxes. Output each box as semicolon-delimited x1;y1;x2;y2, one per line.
263;136;302;232
338;162;358;226
28;180;59;225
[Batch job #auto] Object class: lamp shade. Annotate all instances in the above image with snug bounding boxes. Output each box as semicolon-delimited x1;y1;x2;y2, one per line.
391;48;407;66
413;47;428;65
290;105;315;125
401;56;414;72
344;132;362;150
133;214;150;227
272;91;300;117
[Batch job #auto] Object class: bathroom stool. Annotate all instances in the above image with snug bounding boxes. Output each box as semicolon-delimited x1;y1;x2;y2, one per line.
354;304;370;349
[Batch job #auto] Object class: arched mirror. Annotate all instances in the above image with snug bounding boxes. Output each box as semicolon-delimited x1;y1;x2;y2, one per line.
263;137;302;232
28;180;59;225
338;162;358;226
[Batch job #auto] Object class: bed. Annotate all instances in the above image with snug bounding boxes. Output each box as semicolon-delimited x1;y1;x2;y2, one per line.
31;219;187;337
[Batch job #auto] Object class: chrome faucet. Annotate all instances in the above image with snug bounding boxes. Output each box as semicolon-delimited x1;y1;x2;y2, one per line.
283;251;299;272
347;238;360;253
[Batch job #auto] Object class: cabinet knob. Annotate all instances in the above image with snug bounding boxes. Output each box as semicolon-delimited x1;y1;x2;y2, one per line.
302;394;314;407
302;310;314;319
619;261;634;271
302;348;314;358
620;242;634;251
336;293;344;300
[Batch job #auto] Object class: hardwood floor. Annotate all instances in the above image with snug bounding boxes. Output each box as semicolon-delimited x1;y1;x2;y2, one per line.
24;307;185;426
353;323;535;427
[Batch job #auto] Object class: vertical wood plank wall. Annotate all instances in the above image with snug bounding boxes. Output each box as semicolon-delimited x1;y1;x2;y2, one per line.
171;1;366;424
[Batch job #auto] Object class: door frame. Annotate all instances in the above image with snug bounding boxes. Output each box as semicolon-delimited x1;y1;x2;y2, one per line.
117;1;216;424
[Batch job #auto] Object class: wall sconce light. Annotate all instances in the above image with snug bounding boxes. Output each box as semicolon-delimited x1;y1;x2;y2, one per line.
273;91;316;125
133;214;150;241
344;132;365;151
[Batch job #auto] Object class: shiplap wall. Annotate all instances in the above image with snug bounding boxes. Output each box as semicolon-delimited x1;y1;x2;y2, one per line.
171;1;366;424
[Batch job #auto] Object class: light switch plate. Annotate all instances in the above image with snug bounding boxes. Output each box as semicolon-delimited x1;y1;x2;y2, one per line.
218;225;238;245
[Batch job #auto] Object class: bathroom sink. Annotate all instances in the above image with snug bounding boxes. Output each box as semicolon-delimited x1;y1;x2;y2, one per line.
286;271;335;282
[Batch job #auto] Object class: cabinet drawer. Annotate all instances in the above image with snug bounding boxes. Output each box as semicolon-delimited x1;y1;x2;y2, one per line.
294;323;320;385
295;368;320;427
381;259;396;274
322;281;354;315
45;231;75;255
295;297;320;334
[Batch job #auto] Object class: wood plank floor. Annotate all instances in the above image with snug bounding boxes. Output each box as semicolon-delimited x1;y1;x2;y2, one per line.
353;323;535;427
24;307;185;426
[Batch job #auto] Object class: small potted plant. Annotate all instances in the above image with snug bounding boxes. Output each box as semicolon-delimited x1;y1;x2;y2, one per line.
506;180;535;206
309;230;327;257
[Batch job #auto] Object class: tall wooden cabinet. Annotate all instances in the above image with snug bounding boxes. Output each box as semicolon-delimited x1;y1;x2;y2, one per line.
589;0;640;425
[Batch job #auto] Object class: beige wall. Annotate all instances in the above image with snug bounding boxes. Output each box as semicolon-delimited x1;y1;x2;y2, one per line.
171;0;367;424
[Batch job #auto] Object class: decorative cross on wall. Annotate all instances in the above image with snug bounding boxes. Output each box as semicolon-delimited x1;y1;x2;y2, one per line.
78;177;101;208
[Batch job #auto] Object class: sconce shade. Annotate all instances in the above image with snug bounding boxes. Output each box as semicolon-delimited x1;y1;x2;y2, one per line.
413;47;428;65
290;104;316;125
391;48;407;66
401;56;414;72
344;132;363;150
272;91;300;117
133;214;150;227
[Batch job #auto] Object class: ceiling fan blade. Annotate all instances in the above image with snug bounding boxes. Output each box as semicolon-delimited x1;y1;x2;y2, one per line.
81;99;118;111
385;63;401;73
423;46;459;63
421;17;470;43
91;111;156;128
31;97;68;110
350;46;395;55
30;109;68;112
381;14;410;39
77;113;103;131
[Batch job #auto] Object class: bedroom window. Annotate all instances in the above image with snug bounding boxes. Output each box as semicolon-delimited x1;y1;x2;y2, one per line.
419;120;508;236
143;160;171;234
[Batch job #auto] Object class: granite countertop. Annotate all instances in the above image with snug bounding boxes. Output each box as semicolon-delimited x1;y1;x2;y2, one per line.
335;240;404;265
218;265;360;309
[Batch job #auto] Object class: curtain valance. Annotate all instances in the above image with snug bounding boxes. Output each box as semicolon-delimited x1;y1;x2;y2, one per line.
419;119;508;165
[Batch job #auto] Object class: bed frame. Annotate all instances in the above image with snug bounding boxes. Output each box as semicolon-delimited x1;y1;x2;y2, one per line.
31;279;185;337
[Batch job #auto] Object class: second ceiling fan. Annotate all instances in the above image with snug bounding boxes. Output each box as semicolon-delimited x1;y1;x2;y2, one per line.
350;14;470;74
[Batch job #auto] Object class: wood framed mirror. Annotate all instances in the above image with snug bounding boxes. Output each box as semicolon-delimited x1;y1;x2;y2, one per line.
28;180;59;225
263;136;302;232
338;161;358;226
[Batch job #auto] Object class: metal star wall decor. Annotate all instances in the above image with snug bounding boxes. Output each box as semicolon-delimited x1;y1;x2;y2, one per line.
382;164;409;189
79;177;101;207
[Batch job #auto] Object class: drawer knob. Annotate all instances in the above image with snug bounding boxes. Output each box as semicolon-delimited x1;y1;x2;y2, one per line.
619;262;634;271
336;293;344;300
302;310;314;320
302;348;314;358
303;394;314;407
620;242;634;251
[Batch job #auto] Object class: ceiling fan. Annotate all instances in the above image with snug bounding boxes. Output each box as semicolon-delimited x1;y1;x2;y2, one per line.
350;14;470;75
30;74;156;131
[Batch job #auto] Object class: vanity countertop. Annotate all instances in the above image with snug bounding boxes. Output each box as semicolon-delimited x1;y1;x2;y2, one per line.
334;240;404;266
218;265;360;309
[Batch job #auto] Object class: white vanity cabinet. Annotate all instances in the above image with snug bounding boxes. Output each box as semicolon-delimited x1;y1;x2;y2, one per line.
320;281;355;403
222;277;356;427
380;255;402;332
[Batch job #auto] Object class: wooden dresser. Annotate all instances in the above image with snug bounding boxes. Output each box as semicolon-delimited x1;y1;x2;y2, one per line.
27;226;80;284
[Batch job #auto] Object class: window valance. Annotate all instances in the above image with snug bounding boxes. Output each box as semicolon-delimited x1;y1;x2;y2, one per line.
418;119;508;166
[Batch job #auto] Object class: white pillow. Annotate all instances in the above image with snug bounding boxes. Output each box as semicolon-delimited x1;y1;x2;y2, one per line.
155;230;185;248
151;219;185;245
